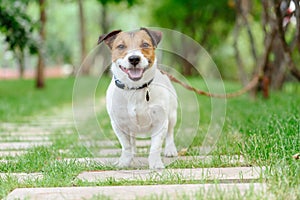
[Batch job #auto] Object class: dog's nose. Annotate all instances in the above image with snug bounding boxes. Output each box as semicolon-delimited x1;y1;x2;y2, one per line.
128;55;141;66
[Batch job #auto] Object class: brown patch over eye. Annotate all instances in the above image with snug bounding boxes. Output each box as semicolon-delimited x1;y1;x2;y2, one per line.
141;47;155;65
135;32;156;66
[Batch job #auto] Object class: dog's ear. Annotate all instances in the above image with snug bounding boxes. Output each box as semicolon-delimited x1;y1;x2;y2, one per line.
98;30;122;49
140;27;162;48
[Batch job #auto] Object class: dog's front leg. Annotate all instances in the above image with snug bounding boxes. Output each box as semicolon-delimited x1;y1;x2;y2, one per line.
113;126;134;168
149;131;166;169
164;117;178;157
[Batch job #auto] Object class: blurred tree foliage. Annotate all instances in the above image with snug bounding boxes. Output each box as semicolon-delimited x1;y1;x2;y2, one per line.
0;0;38;54
232;0;300;96
152;0;235;50
152;0;235;75
96;0;137;33
0;0;299;93
0;0;38;77
151;0;300;90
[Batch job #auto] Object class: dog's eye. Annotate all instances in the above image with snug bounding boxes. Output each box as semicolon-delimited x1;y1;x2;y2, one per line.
116;44;126;50
141;42;150;48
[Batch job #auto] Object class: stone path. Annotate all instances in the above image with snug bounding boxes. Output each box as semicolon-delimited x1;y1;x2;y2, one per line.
0;141;52;150
77;167;265;182
6;183;268;200
1;104;270;200
64;155;246;168
0;173;43;183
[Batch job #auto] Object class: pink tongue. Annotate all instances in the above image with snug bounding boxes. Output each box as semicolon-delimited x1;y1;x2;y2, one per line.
128;68;143;79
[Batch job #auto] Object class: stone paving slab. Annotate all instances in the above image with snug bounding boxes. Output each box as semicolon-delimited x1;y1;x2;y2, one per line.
77;167;264;182
0;151;26;157
98;148;149;157
0;159;10;164
0;123;48;132
1;122;72;133
27;124;74;130
29;121;74;125
6;183;268;200
65;155;245;167
82;143;218;157
0;173;43;182
0;142;52;150
82;140;151;148
0;135;49;142
1;131;52;136
190;146;216;155
98;148;121;156
81;140;119;148
83;141;215;150
95;148;233;158
136;140;151;147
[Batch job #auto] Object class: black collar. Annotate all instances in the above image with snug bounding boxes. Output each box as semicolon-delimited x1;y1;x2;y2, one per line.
114;77;154;90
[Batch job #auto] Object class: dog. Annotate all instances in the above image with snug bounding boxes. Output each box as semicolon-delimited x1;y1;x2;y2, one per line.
98;28;178;169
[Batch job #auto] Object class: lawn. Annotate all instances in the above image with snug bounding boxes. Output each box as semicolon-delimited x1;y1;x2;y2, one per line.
0;78;75;122
0;77;299;199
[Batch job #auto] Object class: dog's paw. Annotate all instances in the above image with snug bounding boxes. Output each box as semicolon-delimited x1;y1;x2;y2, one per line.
116;155;133;168
149;160;165;169
164;144;178;157
149;154;165;169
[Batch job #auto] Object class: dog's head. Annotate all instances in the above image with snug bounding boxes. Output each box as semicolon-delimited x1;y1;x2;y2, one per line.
98;28;162;83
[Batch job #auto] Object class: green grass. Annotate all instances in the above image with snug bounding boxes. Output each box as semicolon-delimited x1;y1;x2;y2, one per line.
0;76;110;122
0;77;299;199
0;78;75;122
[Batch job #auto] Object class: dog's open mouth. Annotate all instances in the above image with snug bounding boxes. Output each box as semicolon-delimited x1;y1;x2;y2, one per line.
119;65;144;81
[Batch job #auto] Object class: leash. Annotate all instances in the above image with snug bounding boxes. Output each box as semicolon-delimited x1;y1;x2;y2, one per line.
160;70;259;98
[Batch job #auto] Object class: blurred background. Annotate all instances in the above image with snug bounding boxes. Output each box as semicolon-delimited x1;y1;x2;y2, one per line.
0;0;299;94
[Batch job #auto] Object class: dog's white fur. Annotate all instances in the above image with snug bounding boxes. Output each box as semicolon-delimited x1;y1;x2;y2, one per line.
104;29;178;169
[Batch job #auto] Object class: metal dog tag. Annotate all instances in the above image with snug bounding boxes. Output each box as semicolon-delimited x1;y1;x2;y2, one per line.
146;89;150;102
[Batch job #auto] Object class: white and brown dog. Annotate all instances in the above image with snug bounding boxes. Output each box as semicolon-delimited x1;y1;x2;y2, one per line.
98;28;178;169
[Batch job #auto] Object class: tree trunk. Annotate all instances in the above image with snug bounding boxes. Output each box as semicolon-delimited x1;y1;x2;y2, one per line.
18;57;24;79
294;0;300;52
270;36;286;90
240;0;257;63
16;50;25;79
233;15;248;85
182;60;193;76
251;21;276;98
181;35;194;76
36;0;46;88
99;3;110;75
101;4;109;33
274;0;300;81
78;0;89;74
